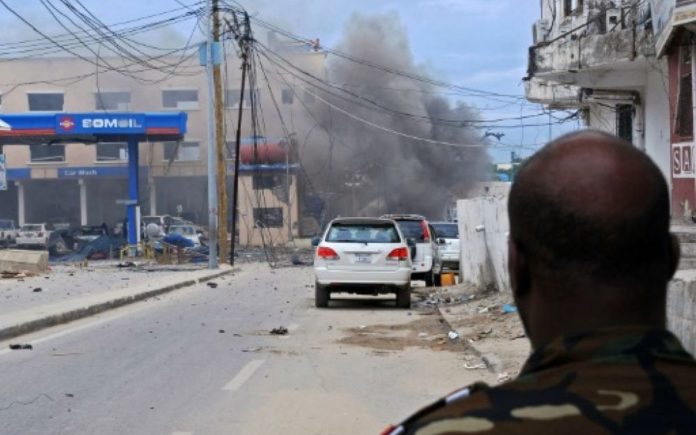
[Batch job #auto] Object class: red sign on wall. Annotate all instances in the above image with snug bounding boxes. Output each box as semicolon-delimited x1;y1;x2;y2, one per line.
673;143;695;178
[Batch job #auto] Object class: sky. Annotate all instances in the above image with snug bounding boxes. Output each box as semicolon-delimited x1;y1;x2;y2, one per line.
0;0;580;163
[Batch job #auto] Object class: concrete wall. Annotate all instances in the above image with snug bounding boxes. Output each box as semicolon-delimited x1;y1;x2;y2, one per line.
457;186;696;355
668;273;696;355
457;183;511;292
644;62;672;186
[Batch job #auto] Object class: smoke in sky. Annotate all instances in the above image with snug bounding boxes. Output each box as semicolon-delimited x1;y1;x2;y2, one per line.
298;13;489;219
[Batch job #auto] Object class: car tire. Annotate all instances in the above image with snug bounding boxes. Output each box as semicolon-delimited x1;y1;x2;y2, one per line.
424;271;434;287
396;284;411;309
315;281;329;308
433;273;441;287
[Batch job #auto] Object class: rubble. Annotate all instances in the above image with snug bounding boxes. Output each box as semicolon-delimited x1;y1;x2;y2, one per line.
9;344;33;350
270;326;289;335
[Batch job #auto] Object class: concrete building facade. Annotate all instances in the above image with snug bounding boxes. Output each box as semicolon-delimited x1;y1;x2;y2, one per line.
0;36;326;246
525;0;672;192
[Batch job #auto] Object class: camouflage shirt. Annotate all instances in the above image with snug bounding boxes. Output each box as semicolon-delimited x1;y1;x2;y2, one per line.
384;327;696;434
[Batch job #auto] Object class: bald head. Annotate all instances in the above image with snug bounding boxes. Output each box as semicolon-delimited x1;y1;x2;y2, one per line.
508;130;677;345
509;130;672;286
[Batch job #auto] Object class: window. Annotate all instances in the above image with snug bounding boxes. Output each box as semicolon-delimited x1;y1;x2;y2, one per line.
326;223;401;243
163;141;200;162
95;91;131;110
563;0;583;17
616;105;633;144
674;45;694;140
225;141;237;160
303;90;315;104
96;142;128;161
28;93;64;111
30;144;65;162
253;207;284;228
225;89;257;108
253;174;283;190
162;90;199;110
281;88;294;104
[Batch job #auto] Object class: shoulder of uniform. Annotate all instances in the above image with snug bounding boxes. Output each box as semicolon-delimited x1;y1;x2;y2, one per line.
381;382;490;435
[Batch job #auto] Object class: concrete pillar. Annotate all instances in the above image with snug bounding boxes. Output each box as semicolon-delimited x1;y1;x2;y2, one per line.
149;178;157;216
79;178;87;226
15;181;25;226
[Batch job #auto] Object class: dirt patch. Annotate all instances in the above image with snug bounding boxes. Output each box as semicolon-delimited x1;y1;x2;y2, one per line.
337;317;471;353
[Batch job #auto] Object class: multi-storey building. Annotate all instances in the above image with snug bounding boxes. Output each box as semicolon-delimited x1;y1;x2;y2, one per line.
525;0;672;200
0;34;326;246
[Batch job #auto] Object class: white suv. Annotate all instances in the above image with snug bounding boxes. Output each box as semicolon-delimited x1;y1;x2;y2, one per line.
313;218;412;308
381;214;437;286
16;223;51;249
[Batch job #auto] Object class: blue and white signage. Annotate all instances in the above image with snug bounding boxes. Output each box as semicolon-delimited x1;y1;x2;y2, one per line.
0;154;6;191
58;166;129;178
56;114;147;135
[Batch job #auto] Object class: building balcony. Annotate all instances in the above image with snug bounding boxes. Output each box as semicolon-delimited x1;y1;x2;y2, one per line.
529;25;655;88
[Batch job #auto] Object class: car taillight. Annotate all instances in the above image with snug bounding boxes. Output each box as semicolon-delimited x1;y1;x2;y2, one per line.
420;220;430;242
317;246;340;260
387;247;409;261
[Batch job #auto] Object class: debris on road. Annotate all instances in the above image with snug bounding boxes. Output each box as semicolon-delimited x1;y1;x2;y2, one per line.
207;282;218;288
1;270;37;279
502;304;518;314
270;326;288;335
464;363;487;370
448;331;460;340
497;372;511;383
32;288;42;293
219;329;226;333
117;262;136;268
9;343;33;350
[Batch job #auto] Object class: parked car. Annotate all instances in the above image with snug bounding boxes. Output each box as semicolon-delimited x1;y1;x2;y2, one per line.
72;225;109;247
167;224;203;247
0;219;19;247
380;214;437;286
431;221;461;285
141;215;173;240
16;223;51;249
313;218;412;308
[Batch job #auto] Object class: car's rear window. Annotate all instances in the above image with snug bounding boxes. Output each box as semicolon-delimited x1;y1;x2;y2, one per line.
21;225;41;232
433;223;458;238
394;220;425;242
326;223;401;243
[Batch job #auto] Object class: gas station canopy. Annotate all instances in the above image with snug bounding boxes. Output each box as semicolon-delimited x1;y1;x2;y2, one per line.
0;112;187;145
0;112;187;249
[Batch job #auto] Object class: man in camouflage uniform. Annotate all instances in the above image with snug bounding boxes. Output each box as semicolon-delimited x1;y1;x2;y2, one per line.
384;131;696;434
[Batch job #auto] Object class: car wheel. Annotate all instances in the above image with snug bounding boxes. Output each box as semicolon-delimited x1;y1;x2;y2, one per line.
433;273;442;287
315;281;329;308
396;284;411;309
424;271;434;287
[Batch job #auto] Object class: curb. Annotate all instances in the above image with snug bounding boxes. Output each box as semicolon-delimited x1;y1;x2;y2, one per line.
436;304;499;374
0;268;235;342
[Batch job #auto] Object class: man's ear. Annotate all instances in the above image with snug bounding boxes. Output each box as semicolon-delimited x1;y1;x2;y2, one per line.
508;238;530;299
668;234;681;280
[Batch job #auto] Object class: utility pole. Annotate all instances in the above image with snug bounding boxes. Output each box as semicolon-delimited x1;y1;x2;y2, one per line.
213;0;228;264
205;0;219;269
230;12;251;265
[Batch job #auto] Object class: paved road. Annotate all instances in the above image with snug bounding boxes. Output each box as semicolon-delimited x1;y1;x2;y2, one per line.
0;263;495;435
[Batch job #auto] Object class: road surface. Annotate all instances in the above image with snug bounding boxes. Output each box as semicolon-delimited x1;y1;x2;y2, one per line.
0;263;496;435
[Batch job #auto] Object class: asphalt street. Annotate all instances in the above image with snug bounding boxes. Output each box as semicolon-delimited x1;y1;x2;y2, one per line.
0;263;495;435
